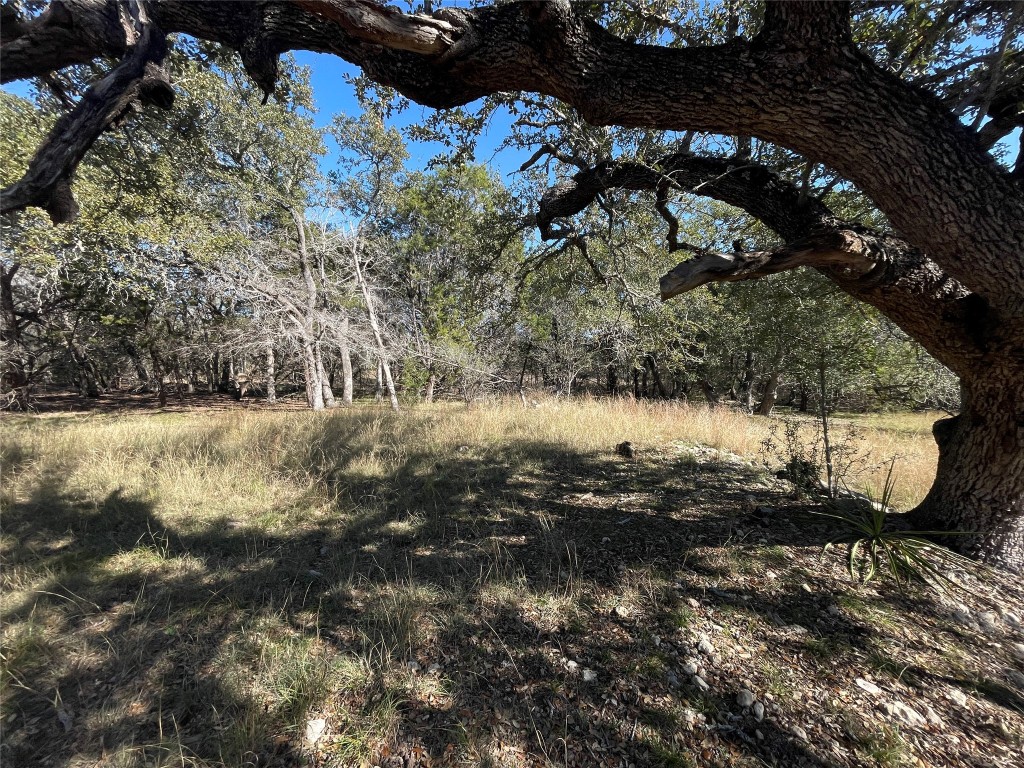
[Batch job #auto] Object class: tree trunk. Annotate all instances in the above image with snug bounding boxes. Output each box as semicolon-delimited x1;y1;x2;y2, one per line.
700;379;720;407
907;374;1024;572
646;354;667;398
301;342;324;411
266;343;276;404
738;350;755;412
756;369;783;416
315;345;336;407
340;315;353;405
424;372;437;403
607;363;617;395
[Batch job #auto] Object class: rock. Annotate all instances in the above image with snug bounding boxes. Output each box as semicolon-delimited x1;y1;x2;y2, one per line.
406;660;421;673
827;604;842;617
1001;610;1022;629
855;678;882;695
791;725;808;742
427;663;442;675
978;611;1000;633
615;441;636;458
583;669;598;682
951;607;974;627
601;536;610;544
666;671;681;687
682;659;699;675
614;605;631;619
698;638;714;655
681;708;704;728
692;675;710;692
566;660;580;672
753;701;765;721
737;689;756;708
923;705;943;727
652;634;661;647
884;701;926;727
687;597;700;610
947;688;968;707
1011;642;1024;661
307;569;322;577
305;718;327;744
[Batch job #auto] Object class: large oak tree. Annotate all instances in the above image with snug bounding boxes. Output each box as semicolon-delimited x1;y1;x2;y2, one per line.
2;0;1023;570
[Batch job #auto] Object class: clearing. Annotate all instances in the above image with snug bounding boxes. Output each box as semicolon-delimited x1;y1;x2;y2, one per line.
2;398;1022;767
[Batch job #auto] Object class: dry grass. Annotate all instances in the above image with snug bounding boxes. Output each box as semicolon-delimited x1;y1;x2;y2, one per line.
3;397;987;768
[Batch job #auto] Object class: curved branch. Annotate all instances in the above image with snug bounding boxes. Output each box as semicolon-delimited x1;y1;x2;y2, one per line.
1;2;173;223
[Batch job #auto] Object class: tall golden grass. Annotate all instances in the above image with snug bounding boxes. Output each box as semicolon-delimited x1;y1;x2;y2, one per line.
3;397;939;515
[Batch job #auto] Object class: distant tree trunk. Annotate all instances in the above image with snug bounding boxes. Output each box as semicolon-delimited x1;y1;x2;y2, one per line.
700;379;721;407
67;336;100;398
738;350;756;411
518;344;531;391
266;343;276;404
220;357;232;393
607;363;617;395
151;350;167;407
632;367;641;399
756;348;785;416
1;263;31;409
756;370;783;416
375;360;384;402
301;342;324;411
424;372;437;403
340;315;353;405
352;243;399;413
798;385;809;413
646;354;667;398
315;345;336;407
818;356;835;498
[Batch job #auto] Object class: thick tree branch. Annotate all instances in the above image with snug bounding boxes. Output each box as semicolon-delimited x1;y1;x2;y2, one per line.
1;1;173;223
537;150;988;376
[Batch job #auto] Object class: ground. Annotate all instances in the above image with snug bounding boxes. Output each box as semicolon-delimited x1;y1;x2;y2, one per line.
1;396;1022;767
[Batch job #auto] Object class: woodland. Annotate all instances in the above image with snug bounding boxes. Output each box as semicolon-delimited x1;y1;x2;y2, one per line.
2;2;1024;766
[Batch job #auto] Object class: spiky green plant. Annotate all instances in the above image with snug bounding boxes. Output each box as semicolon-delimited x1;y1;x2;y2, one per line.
815;460;974;591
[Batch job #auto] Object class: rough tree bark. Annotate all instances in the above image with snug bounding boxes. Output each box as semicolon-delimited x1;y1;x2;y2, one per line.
2;0;1022;568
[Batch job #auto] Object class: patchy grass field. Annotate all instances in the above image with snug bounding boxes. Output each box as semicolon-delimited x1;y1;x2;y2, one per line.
2;398;1022;768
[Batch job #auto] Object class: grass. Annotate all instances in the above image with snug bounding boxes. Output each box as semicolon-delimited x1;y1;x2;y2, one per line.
1;397;1002;768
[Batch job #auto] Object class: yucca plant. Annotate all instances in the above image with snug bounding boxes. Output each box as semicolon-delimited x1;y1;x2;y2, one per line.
814;461;974;592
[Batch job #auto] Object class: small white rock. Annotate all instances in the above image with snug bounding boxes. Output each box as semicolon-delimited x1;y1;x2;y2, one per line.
687;597;700;610
753;701;765;721
737;689;756;708
305;718;327;744
1011;642;1024;661
427;663;442;675
698;638;714;655
692;675;710;692
583;668;598;682
407;660;421;673
791;725;808;742
948;688;968;707
682;659;699;676
566;660;580;672
855;677;882;695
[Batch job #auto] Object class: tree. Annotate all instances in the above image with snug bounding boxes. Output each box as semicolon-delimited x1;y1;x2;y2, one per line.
2;1;1022;570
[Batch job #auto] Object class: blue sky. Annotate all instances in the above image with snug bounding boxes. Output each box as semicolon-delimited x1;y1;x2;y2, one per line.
293;50;531;180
